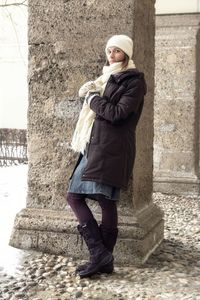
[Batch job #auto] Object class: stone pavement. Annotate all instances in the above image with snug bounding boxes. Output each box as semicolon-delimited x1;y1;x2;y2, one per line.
0;193;199;300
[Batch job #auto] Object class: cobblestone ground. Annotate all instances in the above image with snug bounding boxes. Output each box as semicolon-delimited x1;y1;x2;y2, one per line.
0;193;200;300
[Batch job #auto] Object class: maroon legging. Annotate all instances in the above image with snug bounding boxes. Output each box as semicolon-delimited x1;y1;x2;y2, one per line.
67;192;118;229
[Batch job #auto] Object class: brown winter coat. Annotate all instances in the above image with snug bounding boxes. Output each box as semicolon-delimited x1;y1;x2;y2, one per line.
75;69;146;189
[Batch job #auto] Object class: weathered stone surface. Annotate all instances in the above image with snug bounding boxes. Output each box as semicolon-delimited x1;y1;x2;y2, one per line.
10;204;164;264
154;14;200;195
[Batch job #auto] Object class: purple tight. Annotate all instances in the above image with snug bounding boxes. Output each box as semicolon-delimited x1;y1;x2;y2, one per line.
67;192;118;229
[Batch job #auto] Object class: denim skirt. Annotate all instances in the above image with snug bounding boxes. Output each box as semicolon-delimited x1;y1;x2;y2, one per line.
68;155;120;201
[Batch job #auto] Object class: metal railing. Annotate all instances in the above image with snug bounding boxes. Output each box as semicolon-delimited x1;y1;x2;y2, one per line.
0;128;28;166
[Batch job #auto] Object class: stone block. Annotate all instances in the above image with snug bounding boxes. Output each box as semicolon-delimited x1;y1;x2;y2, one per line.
10;205;164;264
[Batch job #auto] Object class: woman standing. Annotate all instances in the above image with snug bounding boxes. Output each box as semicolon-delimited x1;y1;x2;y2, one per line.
67;34;147;278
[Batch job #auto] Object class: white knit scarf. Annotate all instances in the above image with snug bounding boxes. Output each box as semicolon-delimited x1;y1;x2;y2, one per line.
71;59;136;154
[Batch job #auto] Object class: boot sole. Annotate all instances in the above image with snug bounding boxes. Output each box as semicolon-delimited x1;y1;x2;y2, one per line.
79;254;113;278
77;260;114;274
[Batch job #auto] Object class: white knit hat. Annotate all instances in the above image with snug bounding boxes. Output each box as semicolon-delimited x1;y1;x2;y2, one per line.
105;35;133;59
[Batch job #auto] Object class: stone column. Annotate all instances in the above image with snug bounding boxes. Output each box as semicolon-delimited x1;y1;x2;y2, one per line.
154;14;200;196
10;0;164;264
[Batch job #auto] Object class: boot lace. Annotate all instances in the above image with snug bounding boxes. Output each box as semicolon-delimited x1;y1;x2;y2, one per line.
76;232;84;250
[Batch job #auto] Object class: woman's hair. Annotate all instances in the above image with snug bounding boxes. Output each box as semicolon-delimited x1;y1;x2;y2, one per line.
105;53;129;70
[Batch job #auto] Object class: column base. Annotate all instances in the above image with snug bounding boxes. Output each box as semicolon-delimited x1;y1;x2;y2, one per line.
154;176;200;196
9;204;164;265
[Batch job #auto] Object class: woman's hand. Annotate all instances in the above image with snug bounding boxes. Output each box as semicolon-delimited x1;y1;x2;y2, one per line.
85;91;100;106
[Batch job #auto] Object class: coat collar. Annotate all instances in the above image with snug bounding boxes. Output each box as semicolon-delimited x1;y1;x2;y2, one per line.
110;68;144;84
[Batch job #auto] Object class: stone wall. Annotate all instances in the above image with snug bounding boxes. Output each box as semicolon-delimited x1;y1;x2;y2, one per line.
154;14;200;195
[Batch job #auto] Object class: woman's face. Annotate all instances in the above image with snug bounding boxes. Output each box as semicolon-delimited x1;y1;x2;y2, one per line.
106;47;125;65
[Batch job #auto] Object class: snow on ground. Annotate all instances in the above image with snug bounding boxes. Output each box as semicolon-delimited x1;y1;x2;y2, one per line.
0;164;28;274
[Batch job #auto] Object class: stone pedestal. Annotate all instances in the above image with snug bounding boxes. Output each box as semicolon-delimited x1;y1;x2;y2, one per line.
154;14;200;195
10;203;163;264
10;0;164;264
